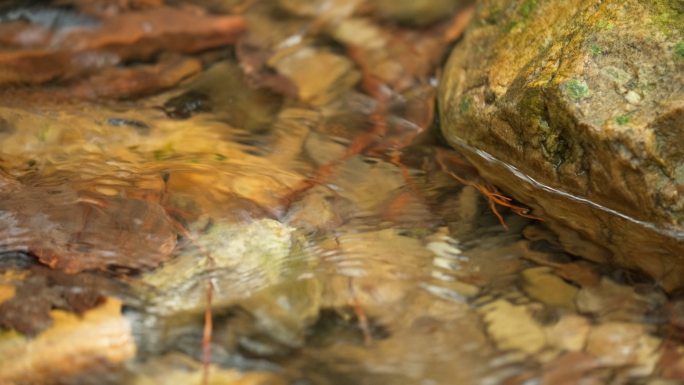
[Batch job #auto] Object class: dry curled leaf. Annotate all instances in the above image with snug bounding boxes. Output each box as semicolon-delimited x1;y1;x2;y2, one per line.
0;182;177;274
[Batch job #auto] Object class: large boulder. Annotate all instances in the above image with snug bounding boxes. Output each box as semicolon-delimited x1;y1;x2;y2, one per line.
439;0;684;290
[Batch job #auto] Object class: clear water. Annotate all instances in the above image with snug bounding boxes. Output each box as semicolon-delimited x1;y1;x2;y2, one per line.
0;2;678;385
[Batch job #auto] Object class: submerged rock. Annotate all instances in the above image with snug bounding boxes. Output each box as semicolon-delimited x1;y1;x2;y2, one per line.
439;0;684;290
479;299;546;355
135;219;321;350
585;322;661;375
373;0;462;25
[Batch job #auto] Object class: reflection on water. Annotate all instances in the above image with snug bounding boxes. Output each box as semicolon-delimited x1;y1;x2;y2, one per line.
0;1;680;385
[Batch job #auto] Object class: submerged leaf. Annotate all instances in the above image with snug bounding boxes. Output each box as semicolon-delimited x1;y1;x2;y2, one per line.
0;184;177;273
0;297;135;385
0;266;126;335
0;6;246;85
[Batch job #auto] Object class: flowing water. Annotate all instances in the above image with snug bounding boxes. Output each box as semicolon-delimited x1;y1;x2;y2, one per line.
0;2;681;385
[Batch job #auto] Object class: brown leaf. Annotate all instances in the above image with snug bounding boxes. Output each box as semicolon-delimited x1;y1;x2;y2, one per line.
0;266;123;335
0;6;246;85
0;297;136;385
0;184;177;274
71;56;203;99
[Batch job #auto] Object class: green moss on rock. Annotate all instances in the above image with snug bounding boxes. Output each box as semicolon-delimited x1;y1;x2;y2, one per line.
563;79;590;100
676;41;684;59
649;0;684;36
519;0;539;18
589;44;603;56
460;96;472;113
615;114;631;125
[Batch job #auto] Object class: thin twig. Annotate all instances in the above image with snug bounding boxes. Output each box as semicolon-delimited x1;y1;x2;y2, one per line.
160;172;216;384
436;153;543;229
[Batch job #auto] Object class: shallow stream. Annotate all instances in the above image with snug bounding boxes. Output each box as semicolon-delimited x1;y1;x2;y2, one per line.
0;1;682;385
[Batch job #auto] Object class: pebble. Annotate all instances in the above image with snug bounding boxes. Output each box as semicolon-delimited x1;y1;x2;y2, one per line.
624;90;642;104
585;322;661;376
481;299;546;355
545;314;590;352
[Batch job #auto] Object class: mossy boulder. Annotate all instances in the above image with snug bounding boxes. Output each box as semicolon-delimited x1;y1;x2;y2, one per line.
439;0;684;289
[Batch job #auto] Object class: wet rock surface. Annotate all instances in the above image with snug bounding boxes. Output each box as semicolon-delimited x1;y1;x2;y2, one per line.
439;0;684;290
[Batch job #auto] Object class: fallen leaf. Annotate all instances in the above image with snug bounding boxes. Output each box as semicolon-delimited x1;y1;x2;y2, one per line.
71;56;202;99
0;184;177;273
0;297;136;385
0;266;124;335
0;6;246;85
